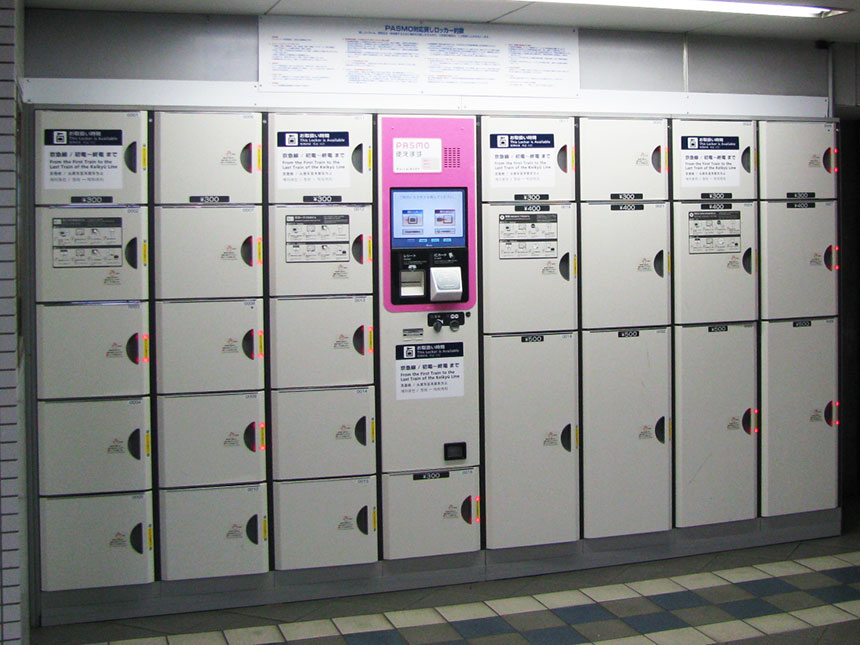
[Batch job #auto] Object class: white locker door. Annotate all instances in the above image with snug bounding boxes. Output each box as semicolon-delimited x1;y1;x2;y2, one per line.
37;302;149;399
759;121;837;200
482;204;576;333
268;113;372;204
675;324;757;528
273;477;377;570
672;120;756;201
480;116;574;202
156;299;265;394
673;202;757;324
39;398;151;496
761;318;838;516
761;201;838;319
40;492;154;591
382;467;480;560
154;112;262;205
35;110;148;206
582;328;671;538
272;387;375;480
160;484;269;581
270;296;373;388
484;333;578;549
581;202;670;329
155;206;263;299
37;207;148;302
579;118;668;201
269;205;372;297
158;391;266;487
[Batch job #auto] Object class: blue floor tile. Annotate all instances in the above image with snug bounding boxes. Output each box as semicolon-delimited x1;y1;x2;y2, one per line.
345;629;409;644
622;611;688;633
736;578;797;597
449;616;515;639
809;584;860;604
823;567;860;584
719;598;782;619
522;625;590;644
648;590;709;610
552;603;615;625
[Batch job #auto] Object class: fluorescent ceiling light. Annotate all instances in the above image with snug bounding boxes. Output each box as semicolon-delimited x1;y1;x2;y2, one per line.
526;0;848;19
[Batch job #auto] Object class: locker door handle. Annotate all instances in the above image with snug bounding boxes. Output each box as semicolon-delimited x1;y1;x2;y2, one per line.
352;143;364;173
355;416;367;446
557;145;568;173
240;143;253;173
651;145;662;173
825;401;838;426
124;141;138;173
353;326;365;355
356;505;369;534
742;408;753;435
823;147;835;173
559;252;571;281
126;333;140;364
243;422;256;451
741;146;752;174
246;515;259;544
128;428;142;460
655;416;666;444
130;523;144;554
241;236;253;267
824;245;838;271
460;496;473;524
654;250;665;278
561;424;572;452
742;248;753;275
125;237;138;269
242;330;255;359
352;235;364;264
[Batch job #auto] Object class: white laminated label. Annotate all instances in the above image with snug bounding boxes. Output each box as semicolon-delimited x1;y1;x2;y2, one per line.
396;342;464;400
680;135;741;187
489;133;555;187
393;138;442;173
276;130;351;189
43;129;124;189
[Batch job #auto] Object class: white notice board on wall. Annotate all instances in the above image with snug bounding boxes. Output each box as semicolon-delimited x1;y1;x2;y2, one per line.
259;17;579;99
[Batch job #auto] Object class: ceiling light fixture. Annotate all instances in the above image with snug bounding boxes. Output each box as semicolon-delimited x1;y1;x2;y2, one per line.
526;0;848;19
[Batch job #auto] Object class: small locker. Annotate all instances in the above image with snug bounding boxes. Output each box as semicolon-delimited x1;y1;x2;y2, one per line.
37;302;149;399
482;203;576;334
160;484;269;581
382;467;480;560
40;492;154;591
156;299;264;394
759;121;837;200
272;387;375;480
154;111;263;205
673;202;757;324
38;398;151;496
582;328;671;539
480;116;574;202
269;204;372;297
579;117;668;201
155;206;263;299
158;391;266;488
268;113;372;204
35;110;148;206
273;477;377;570
671;120;756;201
760;200;837;319
761;318;838;517
37;207;148;303
675;323;757;528
484;333;578;549
580;202;670;329
270;296;373;389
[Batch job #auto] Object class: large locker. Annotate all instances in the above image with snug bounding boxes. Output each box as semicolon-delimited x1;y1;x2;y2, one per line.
480;116;574;202
154;111;263;205
761;318;838;517
273;477;377;570
671;120;756;201
269;204;372;297
579;117;668;201
482;203;576;333
158;391;266;488
269;296;373;389
760;200;838;319
35;110;148;206
268;113;373;204
154;206;263;299
38;398;151;496
674;323;757;528
484;333;578;549
673;202;757;324
382;467;480;560
36;302;149;399
759;121;837;200
272;387;375;480
40;492;154;591
37;206;148;303
160;484;269;581
582;328;671;538
580;202;670;329
155;299;265;394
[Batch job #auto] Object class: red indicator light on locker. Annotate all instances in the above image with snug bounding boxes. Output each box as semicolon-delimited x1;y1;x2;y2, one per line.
474;495;481;523
754;408;759;433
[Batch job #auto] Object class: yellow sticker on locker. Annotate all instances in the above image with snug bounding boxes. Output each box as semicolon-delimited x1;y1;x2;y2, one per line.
142;144;148;171
262;516;269;540
143;335;150;361
368;236;373;262
371;418;376;442
667;252;672;273
368;146;373;171
257;238;263;264
575;426;581;448
369;327;374;353
373;507;378;531
258;331;264;357
475;497;481;521
148;525;153;550
142;241;149;266
145;430;151;457
668;419;674;440
257;145;263;172
260;424;266;450
573;255;578;278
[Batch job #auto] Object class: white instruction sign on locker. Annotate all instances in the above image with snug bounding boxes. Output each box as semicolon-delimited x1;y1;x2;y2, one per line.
276;131;351;188
43;129;123;190
489;133;555;187
285;214;350;263
680;136;740;188
392;138;442;173
396;342;464;400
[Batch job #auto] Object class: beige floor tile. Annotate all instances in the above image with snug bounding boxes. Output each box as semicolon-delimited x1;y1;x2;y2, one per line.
834;551;860;566
743;612;809;635
591;636;653;645
713;566;771;583
645;626;715;644
384;608;446;628
435;601;497;622
671;573;727;590
790;604;857;626
696;619;764;642
625;578;685;596
533;589;593;608
223;625;285;645
581;583;640;602
168;633;228;645
332;613;393;634
278;619;339;641
485;596;545;615
753;560;814;577
112;639;168;645
835;599;860;617
794;555;851;571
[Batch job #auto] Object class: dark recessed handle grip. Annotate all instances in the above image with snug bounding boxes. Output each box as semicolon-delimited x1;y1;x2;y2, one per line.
130;523;143;554
126;333;139;364
741;146;751;173
352;235;364;264
823;147;834;173
742;408;752;435
353;326;365;355
655;416;666;444
356;505;369;535
125;237;138;269
651;145;662;173
124;141;137;173
742;248;753;275
240;143;253;173
355;416;367;446
128;428;141;460
241;236;253;267
825;401;835;426
246;515;259;544
559;252;571;281
824;245;834;271
561;424;572;452
654;250;664;278
243;422;256;452
352;143;364;173
242;330;255;360
460;496;473;524
557;144;568;173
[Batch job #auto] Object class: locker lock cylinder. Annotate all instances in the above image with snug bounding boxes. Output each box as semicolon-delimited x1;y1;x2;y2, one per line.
428;312;466;332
